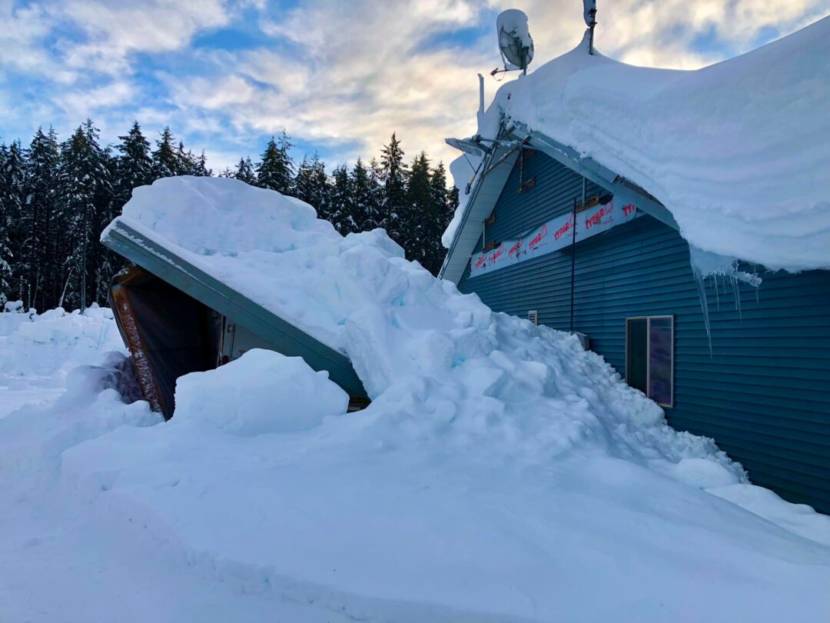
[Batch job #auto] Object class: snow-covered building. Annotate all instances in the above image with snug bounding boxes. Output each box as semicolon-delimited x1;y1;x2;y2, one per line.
442;19;830;512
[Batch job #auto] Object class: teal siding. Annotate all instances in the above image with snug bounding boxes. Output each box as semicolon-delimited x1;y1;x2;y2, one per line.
459;150;830;513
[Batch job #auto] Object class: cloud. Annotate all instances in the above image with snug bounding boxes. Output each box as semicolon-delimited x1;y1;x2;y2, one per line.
56;0;232;76
60;80;135;118
0;0;827;173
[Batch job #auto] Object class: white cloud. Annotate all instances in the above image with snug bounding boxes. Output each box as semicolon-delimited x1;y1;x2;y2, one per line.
60;80;135;117
170;0;828;168
57;0;232;76
1;0;828;174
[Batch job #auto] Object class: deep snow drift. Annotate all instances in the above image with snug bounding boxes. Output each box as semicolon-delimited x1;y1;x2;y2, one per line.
444;17;830;273
3;177;830;621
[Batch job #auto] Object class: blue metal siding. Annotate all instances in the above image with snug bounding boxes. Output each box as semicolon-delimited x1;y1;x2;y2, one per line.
459;150;830;513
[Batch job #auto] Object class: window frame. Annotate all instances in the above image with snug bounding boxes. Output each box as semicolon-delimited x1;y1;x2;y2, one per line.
625;315;674;408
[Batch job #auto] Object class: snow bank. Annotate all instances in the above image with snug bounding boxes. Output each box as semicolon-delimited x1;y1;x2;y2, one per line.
1;179;825;620
0;306;126;419
0;306;122;379
106;176;738;473
175;350;348;435
445;17;830;272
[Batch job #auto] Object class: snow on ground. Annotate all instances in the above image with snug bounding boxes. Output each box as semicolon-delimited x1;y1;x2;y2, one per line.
0;306;122;419
3;178;830;621
444;17;830;273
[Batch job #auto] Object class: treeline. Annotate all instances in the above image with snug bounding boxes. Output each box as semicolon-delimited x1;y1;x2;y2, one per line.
0;121;457;312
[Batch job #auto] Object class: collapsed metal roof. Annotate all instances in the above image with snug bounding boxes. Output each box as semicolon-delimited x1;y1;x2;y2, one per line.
102;218;368;406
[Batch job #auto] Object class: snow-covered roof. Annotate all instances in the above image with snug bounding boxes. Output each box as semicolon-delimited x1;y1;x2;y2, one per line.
444;17;830;274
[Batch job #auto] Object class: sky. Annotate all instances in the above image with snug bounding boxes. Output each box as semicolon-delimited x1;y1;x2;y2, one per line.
1;0;828;173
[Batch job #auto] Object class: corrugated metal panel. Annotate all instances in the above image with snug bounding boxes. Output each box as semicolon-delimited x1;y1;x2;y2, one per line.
459;150;830;514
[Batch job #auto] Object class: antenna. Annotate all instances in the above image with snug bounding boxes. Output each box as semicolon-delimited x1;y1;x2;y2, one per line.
492;9;534;77
583;0;597;55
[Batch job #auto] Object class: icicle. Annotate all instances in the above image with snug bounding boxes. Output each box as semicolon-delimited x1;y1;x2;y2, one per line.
731;274;742;320
693;269;713;356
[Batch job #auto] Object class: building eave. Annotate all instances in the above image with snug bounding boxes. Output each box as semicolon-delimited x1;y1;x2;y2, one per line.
440;123;679;285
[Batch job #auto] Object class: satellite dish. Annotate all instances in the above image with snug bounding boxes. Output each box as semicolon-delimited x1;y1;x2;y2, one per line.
496;9;534;74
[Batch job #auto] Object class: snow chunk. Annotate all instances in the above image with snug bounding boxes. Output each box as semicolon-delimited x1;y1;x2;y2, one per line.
446;17;830;272
174;349;348;435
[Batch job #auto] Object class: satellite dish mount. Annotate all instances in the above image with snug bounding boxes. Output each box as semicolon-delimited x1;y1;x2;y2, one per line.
584;1;598;55
492;9;534;77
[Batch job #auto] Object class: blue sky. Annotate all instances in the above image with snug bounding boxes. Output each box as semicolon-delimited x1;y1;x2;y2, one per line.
1;0;828;172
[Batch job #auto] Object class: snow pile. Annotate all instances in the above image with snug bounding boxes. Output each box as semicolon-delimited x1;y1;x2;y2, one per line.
107;176;737;471
445;17;830;272
175;350;348;435
0;306;125;419
1;179;828;620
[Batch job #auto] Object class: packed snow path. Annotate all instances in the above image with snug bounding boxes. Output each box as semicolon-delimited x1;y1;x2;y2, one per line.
2;178;830;621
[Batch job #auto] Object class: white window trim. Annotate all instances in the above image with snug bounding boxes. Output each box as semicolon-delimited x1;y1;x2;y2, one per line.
625;315;674;408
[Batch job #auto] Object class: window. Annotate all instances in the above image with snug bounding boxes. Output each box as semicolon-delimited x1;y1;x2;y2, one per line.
626;316;673;407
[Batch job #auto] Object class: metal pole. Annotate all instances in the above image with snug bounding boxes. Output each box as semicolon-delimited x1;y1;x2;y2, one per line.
570;178;585;333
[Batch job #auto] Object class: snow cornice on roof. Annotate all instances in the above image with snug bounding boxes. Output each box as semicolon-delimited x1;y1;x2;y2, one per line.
443;17;830;276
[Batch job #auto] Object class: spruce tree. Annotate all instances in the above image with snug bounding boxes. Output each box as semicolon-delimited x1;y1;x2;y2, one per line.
233;157;257;185
379;133;408;246
21;128;60;309
425;161;454;275
193;151;211;176
59;121;112;311
115;122;153;208
294;154;330;220
152;127;179;178
330;164;353;234
405;152;433;268
0;141;26;302
0;145;13;306
256;132;293;194
367;158;386;231
349;159;373;232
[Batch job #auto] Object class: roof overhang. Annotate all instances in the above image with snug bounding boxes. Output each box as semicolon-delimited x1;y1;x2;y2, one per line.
440;138;521;283
440;123;679;284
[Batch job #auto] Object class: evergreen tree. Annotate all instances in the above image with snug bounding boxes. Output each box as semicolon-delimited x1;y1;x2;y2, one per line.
193;151;212;176
176;141;192;174
379;133;408;245
115;122;153;207
329;164;353;234
294;154;330;220
367;158;386;231
425;161;454;275
349;159;374;232
405;152;433;267
233;157;257;185
59;121;112;311
20;128;60;309
256;132;293;194
0;141;26;302
0;145;14;305
152;127;179;178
